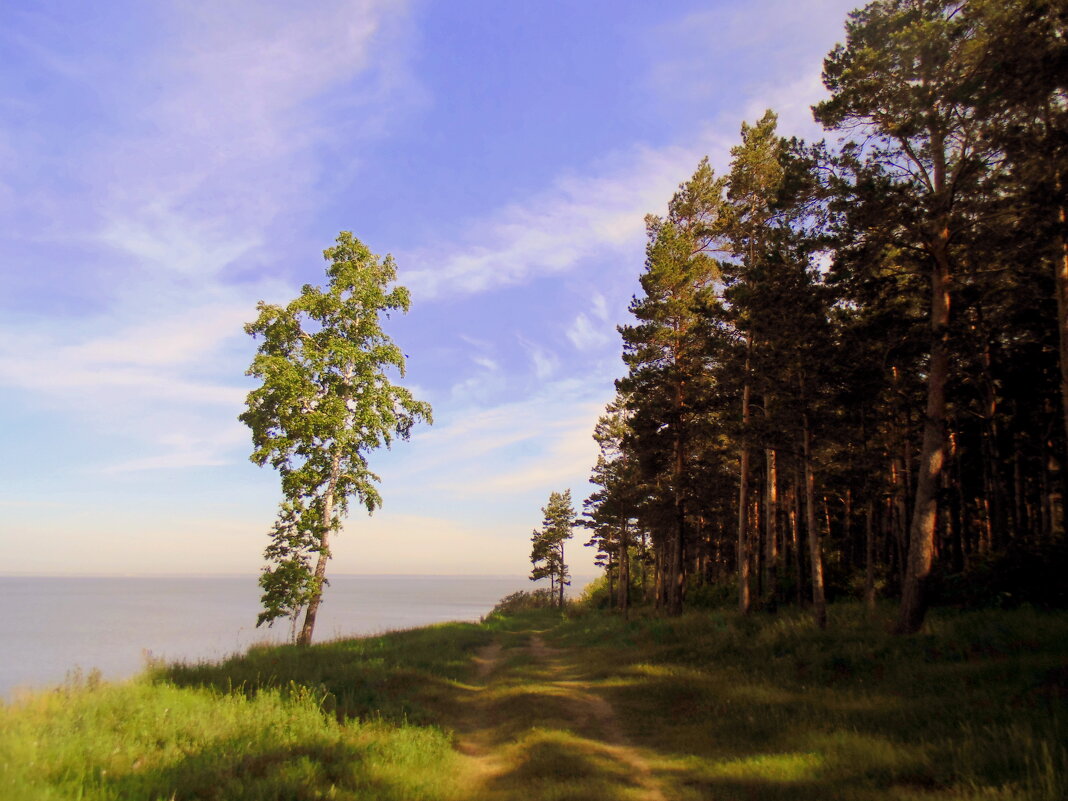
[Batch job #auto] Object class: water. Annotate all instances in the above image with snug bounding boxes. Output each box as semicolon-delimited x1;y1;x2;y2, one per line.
0;574;549;699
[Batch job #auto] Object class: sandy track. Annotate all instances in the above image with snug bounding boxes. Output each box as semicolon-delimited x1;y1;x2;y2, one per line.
527;634;666;801
453;632;667;800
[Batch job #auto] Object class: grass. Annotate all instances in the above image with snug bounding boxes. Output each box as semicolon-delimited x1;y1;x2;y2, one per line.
537;603;1068;800
0;623;490;801
1;604;1065;800
159;621;494;725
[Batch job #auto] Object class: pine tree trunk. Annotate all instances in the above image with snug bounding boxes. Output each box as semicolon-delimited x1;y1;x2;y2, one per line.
949;430;966;573
298;451;343;647
649;551;657;610
804;415;827;629
1009;425;1022;542
618;520;630;619
610;559;619;615
640;531;650;604
897;232;951;635
670;429;686;616
865;499;876;613
790;477;803;605
737;343;752;614
1056;203;1068;476
764;447;779;606
558;541;565;608
750;488;762;600
843;487;853;577
890;453;907;591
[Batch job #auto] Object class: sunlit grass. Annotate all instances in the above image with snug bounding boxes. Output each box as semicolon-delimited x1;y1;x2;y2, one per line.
541;604;1068;800
0;623;492;801
476;728;650;801
0;676;465;801
1;603;1064;800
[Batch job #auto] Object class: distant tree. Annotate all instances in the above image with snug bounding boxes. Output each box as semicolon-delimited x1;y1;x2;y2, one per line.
583;396;641;617
240;232;432;646
530;490;577;607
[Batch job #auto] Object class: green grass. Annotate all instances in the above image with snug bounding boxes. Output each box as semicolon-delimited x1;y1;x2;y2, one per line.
159;621;493;725
538;603;1068;800
1;605;1065;800
0;623;490;801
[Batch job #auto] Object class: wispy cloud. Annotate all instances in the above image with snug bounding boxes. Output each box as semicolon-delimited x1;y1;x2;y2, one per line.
401;140;719;300
0;1;416;472
395;0;852;307
566;312;612;352
518;335;559;380
397;374;613;501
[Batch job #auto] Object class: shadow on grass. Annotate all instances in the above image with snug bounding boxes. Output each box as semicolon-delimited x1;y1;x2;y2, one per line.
153;622;493;724
95;737;392;801
479;729;646;801
129;606;1068;801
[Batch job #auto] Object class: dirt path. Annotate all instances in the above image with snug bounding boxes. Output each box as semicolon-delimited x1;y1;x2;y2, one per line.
455;641;506;759
473;641;503;681
455;632;666;801
527;634;667;801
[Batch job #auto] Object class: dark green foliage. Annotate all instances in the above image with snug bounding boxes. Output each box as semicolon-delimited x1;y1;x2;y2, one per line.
487;589;559;617
529;490;577;607
933;541;1068;610
579;0;1068;626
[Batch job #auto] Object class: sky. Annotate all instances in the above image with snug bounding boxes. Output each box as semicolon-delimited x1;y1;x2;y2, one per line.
0;0;860;579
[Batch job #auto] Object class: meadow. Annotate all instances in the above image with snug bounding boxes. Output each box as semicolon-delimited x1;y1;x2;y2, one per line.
1;602;1064;800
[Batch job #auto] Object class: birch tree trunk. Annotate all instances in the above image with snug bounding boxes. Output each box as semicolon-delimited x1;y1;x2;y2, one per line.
298;450;343;646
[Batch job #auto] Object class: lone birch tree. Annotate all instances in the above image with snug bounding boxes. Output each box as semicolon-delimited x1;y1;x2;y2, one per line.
241;231;432;646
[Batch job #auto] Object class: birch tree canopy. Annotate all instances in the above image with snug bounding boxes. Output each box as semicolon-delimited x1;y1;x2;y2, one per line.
240;231;432;645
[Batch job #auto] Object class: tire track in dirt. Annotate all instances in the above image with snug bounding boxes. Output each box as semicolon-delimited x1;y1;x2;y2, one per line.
527;634;667;801
455;640;505;759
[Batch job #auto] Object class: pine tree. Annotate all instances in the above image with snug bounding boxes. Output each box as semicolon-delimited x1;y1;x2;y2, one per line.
530;490;577;607
617;159;725;615
583;397;642;616
815;0;1001;633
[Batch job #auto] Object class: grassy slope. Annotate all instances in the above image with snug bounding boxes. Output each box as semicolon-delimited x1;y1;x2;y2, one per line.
1;604;1065;800
536;605;1068;800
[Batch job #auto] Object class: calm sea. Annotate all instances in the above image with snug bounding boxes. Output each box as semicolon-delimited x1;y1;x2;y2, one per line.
0;574;556;699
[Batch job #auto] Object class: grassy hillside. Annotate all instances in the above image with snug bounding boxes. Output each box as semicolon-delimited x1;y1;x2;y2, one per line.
1;603;1065;800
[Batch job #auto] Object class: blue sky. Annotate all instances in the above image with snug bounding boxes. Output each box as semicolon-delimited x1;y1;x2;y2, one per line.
0;0;858;577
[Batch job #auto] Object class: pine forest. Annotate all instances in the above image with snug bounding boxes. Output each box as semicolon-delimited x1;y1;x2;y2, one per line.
578;0;1068;633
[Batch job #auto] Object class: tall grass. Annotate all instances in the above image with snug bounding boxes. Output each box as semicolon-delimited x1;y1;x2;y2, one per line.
0;623;490;801
2;602;1064;800
158;622;493;724
539;603;1068;800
